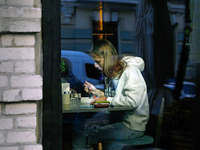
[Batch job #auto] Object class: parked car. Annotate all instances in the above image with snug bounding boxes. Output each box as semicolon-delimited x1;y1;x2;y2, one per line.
163;80;196;100
61;50;103;87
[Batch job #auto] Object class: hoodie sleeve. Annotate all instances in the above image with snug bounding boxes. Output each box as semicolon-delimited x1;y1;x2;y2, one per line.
107;65;147;108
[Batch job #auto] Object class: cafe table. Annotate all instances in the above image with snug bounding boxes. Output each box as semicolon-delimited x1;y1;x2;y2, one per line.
62;104;134;113
62;97;135;149
62;97;134;113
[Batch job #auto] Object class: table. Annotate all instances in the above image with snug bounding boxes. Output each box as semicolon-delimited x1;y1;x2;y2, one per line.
62;97;134;113
62;103;134;113
62;98;134;149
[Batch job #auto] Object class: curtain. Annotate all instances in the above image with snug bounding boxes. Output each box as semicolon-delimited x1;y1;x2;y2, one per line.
152;0;174;88
134;0;155;89
134;0;176;108
134;0;174;89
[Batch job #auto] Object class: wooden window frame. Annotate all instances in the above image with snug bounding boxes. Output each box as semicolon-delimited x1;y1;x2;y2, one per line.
42;0;62;149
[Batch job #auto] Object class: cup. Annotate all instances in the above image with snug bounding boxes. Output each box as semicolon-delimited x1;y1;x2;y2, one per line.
61;83;70;94
62;91;70;104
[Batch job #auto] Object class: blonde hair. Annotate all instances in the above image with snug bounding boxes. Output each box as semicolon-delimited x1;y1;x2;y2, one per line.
90;39;126;78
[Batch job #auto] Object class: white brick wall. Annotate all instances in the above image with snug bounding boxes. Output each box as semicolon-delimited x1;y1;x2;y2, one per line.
22;88;42;100
0;7;19;18
16;117;36;128
0;145;43;150
15;61;35;73
4;103;36;115
1;35;13;46
0;133;4;144
0;0;43;149
0;62;13;72
3;89;21;102
0;76;8;87
1;34;35;46
0;48;35;60
6;0;34;7
0;75;42;101
1;20;41;32
15;35;35;46
11;75;42;87
23;145;43;150
7;131;36;143
0;0;6;6
0;7;41;19
0;119;13;130
2;88;42;102
21;7;41;18
0;146;18;150
0;103;40;148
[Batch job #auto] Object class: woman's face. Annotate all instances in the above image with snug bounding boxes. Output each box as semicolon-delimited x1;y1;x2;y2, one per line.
94;58;104;71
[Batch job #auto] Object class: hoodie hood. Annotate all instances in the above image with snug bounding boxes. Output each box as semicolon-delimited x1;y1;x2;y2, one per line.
122;56;144;72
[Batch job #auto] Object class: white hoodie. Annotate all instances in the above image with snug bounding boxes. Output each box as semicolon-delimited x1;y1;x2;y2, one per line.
106;56;149;131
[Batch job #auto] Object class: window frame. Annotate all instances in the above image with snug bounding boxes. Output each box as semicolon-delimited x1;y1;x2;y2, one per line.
42;0;62;149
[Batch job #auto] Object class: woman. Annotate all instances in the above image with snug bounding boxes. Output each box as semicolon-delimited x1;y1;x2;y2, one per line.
72;39;149;150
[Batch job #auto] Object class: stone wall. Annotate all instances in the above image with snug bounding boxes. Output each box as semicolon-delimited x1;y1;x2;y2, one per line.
0;0;43;149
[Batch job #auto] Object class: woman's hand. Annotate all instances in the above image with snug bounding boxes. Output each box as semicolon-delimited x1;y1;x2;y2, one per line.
84;81;97;94
84;81;104;97
90;96;107;105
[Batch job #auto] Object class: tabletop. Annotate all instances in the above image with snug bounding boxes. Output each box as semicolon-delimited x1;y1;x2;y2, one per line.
62;103;133;113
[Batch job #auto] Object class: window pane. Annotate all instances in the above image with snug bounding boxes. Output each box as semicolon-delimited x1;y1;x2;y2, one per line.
85;63;101;81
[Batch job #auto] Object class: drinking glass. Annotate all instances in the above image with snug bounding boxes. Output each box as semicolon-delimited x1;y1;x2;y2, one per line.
70;93;81;108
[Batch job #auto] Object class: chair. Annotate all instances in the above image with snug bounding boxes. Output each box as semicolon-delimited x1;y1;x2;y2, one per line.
82;128;154;150
82;97;165;150
101;135;154;149
100;97;165;150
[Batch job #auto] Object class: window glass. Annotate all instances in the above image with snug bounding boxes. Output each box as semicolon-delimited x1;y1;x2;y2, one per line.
71;62;81;79
182;84;196;95
93;21;118;51
85;63;102;81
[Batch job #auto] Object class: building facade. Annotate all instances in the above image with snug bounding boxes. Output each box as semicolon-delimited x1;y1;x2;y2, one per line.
0;0;199;149
61;0;197;81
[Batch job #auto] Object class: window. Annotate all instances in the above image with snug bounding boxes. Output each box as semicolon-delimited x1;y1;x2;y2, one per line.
85;63;102;81
93;21;118;51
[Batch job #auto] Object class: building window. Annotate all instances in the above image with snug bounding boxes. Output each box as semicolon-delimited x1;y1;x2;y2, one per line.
92;2;118;51
92;21;118;51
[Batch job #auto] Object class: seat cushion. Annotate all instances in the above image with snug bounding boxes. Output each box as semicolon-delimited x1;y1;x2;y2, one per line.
102;135;154;146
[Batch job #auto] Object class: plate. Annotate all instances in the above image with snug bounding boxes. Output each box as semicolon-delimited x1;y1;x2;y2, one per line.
81;97;93;104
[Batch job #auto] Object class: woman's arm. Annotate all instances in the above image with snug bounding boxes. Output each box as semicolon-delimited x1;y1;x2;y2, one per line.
107;67;147;107
84;81;104;97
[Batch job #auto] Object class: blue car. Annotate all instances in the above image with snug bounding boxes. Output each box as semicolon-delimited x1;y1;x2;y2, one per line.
163;81;196;100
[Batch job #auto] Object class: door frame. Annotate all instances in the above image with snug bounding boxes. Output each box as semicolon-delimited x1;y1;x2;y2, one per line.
42;0;62;149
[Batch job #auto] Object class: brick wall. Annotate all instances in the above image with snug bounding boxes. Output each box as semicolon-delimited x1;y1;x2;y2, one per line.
0;0;43;149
